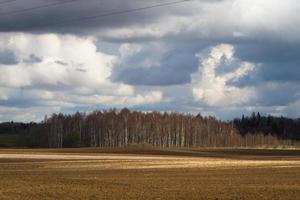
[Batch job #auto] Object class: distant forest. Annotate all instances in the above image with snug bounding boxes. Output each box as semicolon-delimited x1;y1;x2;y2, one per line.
0;109;299;148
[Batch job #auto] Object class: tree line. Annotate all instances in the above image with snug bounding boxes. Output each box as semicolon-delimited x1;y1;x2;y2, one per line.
234;112;300;140
0;109;299;148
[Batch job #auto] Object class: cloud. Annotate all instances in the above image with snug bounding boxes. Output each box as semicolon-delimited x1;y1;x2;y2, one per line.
0;50;18;65
0;0;299;120
112;41;199;86
0;33;163;121
0;0;297;42
192;44;256;106
95;0;300;43
0;105;61;122
0;33;114;88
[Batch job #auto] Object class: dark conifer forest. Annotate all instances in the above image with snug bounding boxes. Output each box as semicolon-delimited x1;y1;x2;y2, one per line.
0;109;299;148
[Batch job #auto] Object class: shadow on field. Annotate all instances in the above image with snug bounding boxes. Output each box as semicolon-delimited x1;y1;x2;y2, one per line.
1;147;300;160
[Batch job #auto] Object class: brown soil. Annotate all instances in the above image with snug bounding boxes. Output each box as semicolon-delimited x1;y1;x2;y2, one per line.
0;148;299;200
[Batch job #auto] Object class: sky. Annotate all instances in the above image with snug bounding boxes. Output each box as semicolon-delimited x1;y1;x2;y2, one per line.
0;0;299;122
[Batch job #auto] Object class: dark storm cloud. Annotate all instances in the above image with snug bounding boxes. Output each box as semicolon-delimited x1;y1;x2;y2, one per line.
256;83;300;106
259;62;300;83
111;39;217;86
0;98;37;108
0;50;18;65
232;43;300;84
235;43;300;63
24;54;43;63
0;0;197;34
113;46;198;85
113;39;300;87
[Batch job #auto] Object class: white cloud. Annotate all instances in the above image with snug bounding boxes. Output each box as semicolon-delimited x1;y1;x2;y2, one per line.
192;44;256;106
0;33;163;121
1;33;114;88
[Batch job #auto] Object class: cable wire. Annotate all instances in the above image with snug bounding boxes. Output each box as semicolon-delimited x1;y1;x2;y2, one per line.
0;0;192;31
0;0;77;16
49;0;191;26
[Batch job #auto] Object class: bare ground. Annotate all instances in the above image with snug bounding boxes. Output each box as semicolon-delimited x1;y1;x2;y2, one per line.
0;148;299;200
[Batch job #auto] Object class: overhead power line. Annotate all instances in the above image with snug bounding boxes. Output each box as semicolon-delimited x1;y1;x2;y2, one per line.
49;0;192;26
0;0;77;16
0;0;17;5
0;0;192;31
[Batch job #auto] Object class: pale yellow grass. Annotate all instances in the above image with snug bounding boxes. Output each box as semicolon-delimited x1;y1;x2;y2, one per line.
1;153;299;170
